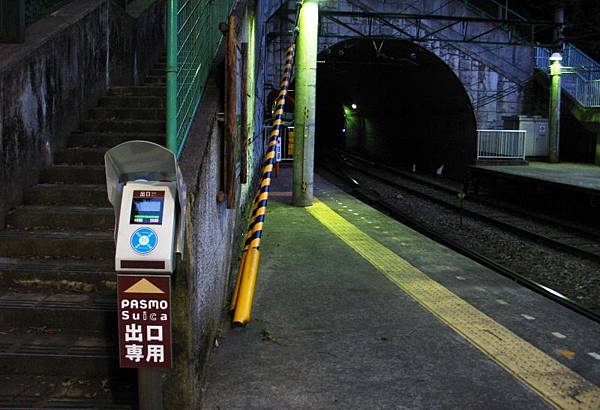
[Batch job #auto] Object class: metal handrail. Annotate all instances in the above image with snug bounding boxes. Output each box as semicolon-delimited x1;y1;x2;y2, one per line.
230;0;304;326
535;44;600;107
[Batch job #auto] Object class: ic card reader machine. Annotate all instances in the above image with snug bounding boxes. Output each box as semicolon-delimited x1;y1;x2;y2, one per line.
115;182;177;272
104;140;185;410
104;141;186;274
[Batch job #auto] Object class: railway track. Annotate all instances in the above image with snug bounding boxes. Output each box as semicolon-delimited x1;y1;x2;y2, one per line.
338;153;600;264
317;152;600;323
343;152;600;237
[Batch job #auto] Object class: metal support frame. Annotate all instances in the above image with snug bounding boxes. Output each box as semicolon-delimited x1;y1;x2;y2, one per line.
272;7;559;46
319;10;558;46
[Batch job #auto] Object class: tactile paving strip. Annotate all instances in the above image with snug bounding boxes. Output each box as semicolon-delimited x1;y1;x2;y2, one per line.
307;198;600;410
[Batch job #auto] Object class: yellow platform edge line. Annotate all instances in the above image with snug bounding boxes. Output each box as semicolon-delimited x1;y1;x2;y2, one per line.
307;198;600;410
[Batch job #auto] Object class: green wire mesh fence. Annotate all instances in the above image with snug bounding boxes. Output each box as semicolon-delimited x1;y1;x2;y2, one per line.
167;0;236;157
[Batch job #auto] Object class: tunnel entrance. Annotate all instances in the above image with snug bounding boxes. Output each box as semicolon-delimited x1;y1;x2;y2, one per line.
316;39;477;180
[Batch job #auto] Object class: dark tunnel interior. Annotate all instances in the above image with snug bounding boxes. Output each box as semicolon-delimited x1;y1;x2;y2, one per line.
315;39;477;180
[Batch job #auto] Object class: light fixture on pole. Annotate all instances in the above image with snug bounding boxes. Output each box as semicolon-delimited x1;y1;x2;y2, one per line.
549;52;563;73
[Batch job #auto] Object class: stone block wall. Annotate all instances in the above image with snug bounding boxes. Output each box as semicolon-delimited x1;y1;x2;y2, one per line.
264;0;536;130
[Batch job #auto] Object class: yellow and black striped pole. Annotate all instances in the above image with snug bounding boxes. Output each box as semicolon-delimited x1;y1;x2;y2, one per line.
231;1;303;325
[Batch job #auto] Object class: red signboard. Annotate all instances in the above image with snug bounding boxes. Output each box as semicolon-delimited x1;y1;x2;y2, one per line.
117;275;172;368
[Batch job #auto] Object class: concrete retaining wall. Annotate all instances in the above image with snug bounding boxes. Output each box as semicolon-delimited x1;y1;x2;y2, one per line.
164;2;269;407
165;79;236;407
0;0;165;226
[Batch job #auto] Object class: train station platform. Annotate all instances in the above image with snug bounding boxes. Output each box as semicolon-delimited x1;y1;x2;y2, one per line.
202;167;600;409
471;161;600;194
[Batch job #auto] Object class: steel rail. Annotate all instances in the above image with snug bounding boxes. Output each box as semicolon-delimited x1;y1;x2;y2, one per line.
340;154;600;263
343;152;600;241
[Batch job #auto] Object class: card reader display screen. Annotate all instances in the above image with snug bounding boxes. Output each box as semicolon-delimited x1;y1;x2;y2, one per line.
130;190;165;225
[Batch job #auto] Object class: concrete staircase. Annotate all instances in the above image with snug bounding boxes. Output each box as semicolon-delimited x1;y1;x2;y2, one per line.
0;55;166;408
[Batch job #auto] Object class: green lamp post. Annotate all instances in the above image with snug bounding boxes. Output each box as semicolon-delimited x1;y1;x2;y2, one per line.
548;52;562;163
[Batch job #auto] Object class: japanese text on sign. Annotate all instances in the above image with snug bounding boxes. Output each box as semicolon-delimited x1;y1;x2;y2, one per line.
118;275;172;368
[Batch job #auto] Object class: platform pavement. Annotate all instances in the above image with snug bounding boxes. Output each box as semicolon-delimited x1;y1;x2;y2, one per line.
202;168;600;409
473;161;600;192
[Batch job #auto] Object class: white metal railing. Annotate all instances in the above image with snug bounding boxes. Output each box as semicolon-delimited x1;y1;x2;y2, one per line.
477;130;526;160
535;44;600;107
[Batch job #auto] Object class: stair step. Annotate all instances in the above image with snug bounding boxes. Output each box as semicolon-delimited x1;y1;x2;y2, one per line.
0;328;127;377
144;75;165;85
108;86;165;97
0;258;115;292
0;229;113;259
82;119;165;134
88;107;165;121
40;165;105;184
0;291;115;330
0;49;173;410
55;147;107;165
24;184;109;206
98;95;166;108
67;132;164;148
6;206;114;231
0;374;136;408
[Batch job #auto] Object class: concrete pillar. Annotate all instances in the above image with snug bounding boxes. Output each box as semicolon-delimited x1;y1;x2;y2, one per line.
548;57;562;163
292;0;318;207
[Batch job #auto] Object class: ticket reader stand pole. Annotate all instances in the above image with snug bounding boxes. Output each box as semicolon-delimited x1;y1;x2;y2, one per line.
105;141;185;410
139;369;163;410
